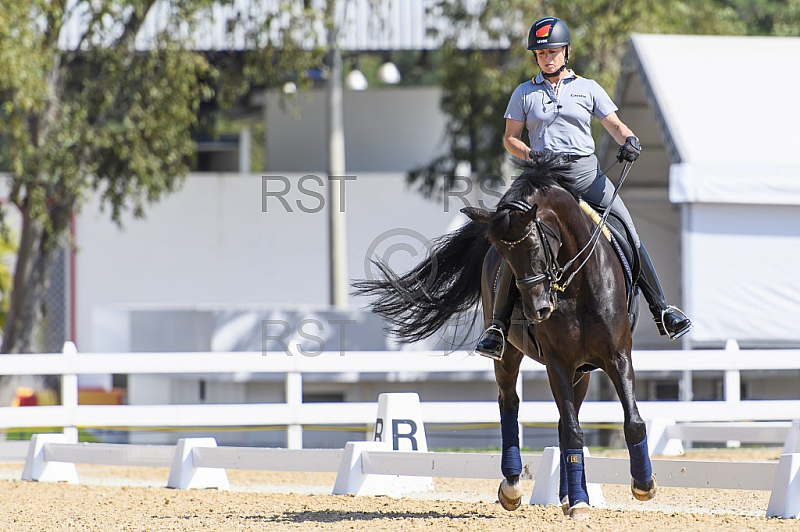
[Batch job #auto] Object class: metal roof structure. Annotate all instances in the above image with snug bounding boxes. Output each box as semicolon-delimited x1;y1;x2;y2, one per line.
599;33;800;199
58;0;512;52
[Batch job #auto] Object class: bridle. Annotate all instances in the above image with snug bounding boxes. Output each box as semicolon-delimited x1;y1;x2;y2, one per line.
499;200;566;293
499;160;633;295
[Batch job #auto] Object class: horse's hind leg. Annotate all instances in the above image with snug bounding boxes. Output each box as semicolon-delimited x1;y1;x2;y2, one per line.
495;344;525;511
606;352;657;501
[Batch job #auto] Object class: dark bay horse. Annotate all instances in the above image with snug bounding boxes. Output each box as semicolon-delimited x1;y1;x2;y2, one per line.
354;152;656;518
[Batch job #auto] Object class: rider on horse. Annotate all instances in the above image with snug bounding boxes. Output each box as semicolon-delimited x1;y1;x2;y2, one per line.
475;17;692;360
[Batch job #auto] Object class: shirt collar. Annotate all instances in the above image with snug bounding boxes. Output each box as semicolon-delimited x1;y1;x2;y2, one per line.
533;69;577;84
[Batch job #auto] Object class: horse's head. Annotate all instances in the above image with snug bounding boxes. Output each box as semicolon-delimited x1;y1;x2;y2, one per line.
463;201;560;324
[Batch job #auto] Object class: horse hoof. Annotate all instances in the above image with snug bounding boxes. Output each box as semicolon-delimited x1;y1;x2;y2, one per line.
567;501;591;519
497;479;522;511
560;496;569;515
631;475;657;501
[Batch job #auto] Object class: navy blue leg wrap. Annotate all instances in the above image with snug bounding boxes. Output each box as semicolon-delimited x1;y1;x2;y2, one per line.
500;413;521;477
627;436;653;485
563;448;589;507
559;451;568;501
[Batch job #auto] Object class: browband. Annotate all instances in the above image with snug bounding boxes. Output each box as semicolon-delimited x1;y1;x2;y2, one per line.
501;200;533;213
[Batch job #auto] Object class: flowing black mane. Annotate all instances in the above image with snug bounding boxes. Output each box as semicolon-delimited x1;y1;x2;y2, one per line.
504;152;580;204
486;152;580;242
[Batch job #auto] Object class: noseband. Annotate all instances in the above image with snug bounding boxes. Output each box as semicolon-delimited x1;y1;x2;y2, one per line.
499;201;565;293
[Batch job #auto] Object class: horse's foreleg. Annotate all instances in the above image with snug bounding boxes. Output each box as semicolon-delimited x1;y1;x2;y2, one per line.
495;345;524;511
607;353;657;501
547;362;590;517
556;371;591;512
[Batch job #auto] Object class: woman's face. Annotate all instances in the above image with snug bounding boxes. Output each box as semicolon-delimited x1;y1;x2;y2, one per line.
535;46;566;74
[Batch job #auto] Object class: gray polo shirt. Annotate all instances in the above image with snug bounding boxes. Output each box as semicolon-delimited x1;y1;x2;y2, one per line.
504;71;617;156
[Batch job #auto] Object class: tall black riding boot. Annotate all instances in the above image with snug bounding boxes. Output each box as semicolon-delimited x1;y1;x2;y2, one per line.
475;260;518;360
638;245;692;341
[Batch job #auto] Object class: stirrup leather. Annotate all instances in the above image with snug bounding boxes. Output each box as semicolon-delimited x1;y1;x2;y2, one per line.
656;306;692;341
475;324;505;360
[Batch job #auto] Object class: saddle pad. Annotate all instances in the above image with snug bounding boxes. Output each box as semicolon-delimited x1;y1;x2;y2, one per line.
579;200;612;242
578;200;634;286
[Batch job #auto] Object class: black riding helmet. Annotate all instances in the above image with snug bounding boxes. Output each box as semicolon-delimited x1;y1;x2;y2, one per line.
527;17;571;51
527;17;571;75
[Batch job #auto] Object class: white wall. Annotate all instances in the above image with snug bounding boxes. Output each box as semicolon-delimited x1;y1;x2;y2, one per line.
75;172;462;352
684;203;800;347
264;87;447;172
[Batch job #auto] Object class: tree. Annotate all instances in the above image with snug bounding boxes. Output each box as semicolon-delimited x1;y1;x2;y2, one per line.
0;1;325;356
409;0;748;195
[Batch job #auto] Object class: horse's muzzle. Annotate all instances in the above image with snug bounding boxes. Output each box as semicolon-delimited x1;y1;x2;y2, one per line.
524;293;558;323
526;307;552;323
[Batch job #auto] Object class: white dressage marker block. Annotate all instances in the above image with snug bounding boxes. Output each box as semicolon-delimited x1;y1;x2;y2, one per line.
373;393;429;452
372;392;433;492
167;438;230;490
333;393;434;496
529;446;605;508
767;453;800;519
647;418;685;456
21;434;79;484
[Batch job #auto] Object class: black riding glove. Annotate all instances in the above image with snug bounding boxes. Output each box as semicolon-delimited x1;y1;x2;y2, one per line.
617;136;641;162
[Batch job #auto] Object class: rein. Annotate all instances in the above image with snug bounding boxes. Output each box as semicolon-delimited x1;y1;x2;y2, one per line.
502;160;633;294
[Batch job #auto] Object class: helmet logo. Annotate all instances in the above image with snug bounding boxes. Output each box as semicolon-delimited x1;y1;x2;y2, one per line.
536;25;552;38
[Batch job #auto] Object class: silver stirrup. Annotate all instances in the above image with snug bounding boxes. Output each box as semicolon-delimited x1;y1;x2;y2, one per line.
662;306;692;341
474;324;505;360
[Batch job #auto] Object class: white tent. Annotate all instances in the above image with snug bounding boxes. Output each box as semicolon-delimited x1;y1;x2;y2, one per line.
598;34;800;348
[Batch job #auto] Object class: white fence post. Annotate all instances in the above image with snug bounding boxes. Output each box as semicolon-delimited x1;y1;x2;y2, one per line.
285;372;303;449
647;418;684;456
724;339;742;448
21;433;79;483
61;342;79;444
167;438;229;490
332;441;392;496
784;421;800;454
766;453;800;519
530;446;560;506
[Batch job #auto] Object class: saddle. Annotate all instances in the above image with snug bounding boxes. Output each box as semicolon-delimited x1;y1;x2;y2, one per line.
581;200;641;332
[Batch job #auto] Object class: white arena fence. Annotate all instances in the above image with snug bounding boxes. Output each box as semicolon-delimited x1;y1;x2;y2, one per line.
17;425;800;518
0;341;799;453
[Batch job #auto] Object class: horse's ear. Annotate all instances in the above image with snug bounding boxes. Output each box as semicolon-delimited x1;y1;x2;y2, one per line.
461;207;492;224
520;204;539;225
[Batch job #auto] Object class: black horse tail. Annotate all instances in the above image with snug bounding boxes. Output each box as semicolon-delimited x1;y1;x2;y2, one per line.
353;220;490;344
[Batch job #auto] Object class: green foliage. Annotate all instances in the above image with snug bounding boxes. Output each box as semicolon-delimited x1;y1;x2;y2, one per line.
5;427;100;442
0;233;16;330
0;1;330;353
0;1;324;228
409;0;793;195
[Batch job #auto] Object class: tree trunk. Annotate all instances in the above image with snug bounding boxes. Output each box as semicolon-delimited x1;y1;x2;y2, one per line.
0;206;63;405
2;208;59;355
